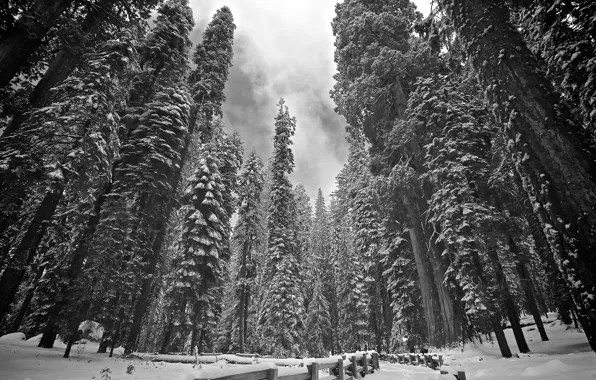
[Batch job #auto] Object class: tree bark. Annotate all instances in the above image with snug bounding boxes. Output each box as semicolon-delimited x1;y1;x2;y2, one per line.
0;0;74;88
486;244;530;353
507;236;549;341
160;321;174;354
441;0;596;352
404;200;443;347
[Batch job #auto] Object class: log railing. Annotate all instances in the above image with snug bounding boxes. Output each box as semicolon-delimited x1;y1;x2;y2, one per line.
184;352;379;380
386;353;466;380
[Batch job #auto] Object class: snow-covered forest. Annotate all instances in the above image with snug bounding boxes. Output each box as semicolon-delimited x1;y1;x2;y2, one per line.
1;0;596;371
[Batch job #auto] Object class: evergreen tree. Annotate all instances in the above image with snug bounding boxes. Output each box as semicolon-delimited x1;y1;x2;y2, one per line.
0;34;136;333
232;151;264;352
439;0;596;352
259;99;304;357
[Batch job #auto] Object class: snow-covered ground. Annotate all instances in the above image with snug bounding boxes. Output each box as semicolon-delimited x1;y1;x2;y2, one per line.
0;333;194;380
375;313;596;380
1;314;594;380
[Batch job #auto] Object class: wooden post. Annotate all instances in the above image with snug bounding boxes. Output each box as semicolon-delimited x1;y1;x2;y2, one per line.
311;362;320;380
363;353;368;374
457;369;467;380
268;368;278;380
439;354;443;367
338;358;344;380
372;352;379;369
351;355;357;377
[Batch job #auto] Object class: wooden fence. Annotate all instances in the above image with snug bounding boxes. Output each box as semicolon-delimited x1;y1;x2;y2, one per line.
385;353;466;380
186;352;379;380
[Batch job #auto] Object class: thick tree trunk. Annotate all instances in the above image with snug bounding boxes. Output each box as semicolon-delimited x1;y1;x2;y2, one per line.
0;0;74;88
123;222;164;355
489;312;512;358
426;226;461;345
0;181;66;323
442;0;596;352
38;326;57;348
486;245;530;353
404;200;443;347
97;329;111;353
160;321;174;354
37;184;109;348
506;236;549;341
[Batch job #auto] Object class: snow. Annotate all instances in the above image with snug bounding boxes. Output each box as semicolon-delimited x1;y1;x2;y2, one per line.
0;332;26;342
2;317;595;380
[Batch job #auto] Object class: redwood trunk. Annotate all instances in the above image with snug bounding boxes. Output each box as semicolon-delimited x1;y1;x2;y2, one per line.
405;202;443;347
442;0;596;352
486;245;529;353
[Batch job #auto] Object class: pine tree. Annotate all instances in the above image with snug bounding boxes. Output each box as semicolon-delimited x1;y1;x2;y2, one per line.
260;99;304;357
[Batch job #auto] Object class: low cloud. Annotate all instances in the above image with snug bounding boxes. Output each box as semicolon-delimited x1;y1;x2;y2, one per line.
189;0;431;204
189;0;348;204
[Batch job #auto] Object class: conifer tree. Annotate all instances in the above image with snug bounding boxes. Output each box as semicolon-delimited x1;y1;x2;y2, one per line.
260;99;304;357
27;0;194;353
0;34;136;331
232;151;264;352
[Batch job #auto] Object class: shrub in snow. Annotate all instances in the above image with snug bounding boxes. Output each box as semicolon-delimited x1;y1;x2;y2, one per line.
100;367;112;380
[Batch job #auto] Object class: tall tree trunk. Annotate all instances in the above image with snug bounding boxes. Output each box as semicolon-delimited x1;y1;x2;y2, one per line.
441;0;596;352
238;284;246;352
0;0;74;88
486;245;530;353
426;224;461;344
123;219;165;355
0;181;66;323
404;200;443;347
507;236;549;341
469;249;513;358
38;183;109;348
519;174;575;326
160;321;174;354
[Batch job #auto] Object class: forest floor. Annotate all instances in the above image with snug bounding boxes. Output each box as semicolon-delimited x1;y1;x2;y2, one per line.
1;313;594;380
374;312;596;380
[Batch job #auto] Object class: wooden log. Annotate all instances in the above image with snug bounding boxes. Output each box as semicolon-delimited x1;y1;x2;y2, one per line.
351;355;357;377
363;353;368;374
338;358;344;380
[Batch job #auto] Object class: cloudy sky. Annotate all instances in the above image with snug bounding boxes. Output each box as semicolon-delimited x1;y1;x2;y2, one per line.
189;0;432;204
